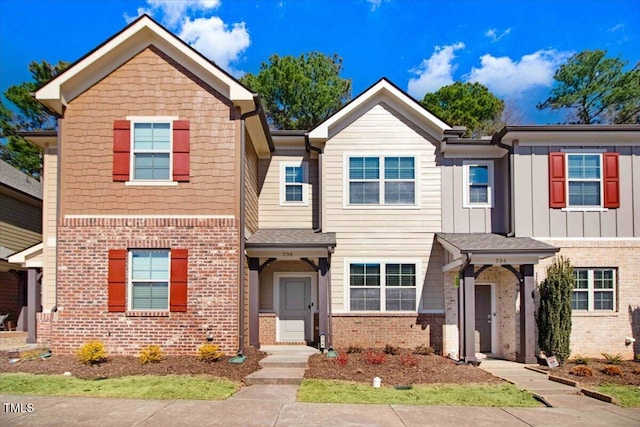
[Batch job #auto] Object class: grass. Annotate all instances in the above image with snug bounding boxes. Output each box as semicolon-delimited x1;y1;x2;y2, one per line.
298;379;540;407
597;384;640;407
0;373;238;400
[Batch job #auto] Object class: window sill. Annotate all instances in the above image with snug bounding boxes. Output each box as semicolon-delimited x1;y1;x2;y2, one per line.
336;312;420;317
343;204;421;210
561;207;608;212
279;202;310;207
572;311;618;318
125;311;170;317
125;181;179;187
463;204;493;209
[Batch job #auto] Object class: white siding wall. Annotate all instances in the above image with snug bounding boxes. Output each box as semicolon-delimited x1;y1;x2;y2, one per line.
42;147;57;312
322;103;444;312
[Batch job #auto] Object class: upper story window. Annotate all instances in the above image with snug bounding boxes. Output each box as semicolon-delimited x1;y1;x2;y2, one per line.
463;161;493;208
280;161;308;205
571;268;616;312
347;156;415;206
130;249;169;311
132;122;171;180
567;154;601;207
349;262;417;312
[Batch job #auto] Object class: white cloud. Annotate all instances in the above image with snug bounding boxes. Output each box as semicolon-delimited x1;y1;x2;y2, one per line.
485;27;511;42
407;42;465;98
466;50;571;96
366;0;388;11
147;0;221;27
179;16;250;76
608;23;624;32
123;6;153;24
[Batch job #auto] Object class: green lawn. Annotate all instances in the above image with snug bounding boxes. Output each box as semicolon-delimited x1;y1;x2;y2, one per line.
0;373;237;400
298;379;540;407
597;384;640;407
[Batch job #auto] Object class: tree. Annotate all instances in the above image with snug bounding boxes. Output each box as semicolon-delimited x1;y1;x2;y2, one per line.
537;256;574;365
1;60;69;178
241;52;351;130
537;50;640;124
420;82;504;137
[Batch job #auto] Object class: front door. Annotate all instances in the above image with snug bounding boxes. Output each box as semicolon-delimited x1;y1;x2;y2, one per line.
475;284;492;353
278;277;311;342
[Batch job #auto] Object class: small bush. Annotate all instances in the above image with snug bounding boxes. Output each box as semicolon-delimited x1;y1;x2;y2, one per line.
570;365;593;377
197;344;223;363
413;344;434;355
398;354;419;367
384;344;400;355
19;348;49;360
601;365;622;376
364;350;386;365
601;352;623;365
335;352;349;366
571;355;589;365
632;367;640;375
139;345;163;365
346;344;363;354
76;340;108;365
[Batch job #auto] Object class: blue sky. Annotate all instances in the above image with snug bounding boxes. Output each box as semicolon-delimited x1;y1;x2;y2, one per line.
1;0;638;125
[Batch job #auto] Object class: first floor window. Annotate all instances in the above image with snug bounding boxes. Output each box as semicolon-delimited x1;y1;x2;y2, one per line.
349;262;417;311
572;268;616;311
133;122;171;180
130;250;169;310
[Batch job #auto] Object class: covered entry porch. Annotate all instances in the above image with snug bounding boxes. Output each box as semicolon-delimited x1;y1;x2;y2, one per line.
437;233;558;364
245;229;336;349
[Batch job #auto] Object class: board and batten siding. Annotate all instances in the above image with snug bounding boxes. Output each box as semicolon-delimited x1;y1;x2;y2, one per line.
322;102;444;312
513;144;640;238
258;150;318;229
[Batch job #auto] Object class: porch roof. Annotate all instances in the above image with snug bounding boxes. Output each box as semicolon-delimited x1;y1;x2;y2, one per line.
246;228;336;248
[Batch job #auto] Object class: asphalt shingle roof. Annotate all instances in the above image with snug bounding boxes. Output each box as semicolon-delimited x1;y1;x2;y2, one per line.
246;228;336;247
436;233;558;253
0;160;42;200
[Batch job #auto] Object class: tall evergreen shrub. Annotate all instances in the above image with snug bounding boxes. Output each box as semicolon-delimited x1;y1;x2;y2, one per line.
536;256;573;364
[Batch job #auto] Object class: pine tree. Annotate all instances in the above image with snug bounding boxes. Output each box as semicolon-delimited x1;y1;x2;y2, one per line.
536;256;573;364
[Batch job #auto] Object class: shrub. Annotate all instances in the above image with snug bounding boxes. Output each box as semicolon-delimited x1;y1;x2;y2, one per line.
346;344;363;354
399;354;419;367
571;355;589;365
197;344;223;363
384;344;400;355
364;350;386;365
601;365;622;376
413;344;434;355
601;352;623;365
139;345;163;365
335;352;349;366
76;340;108;365
632;367;640;375
536;256;573;365
570;365;593;376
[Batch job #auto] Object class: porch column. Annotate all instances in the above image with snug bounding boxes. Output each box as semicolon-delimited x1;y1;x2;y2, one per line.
26;268;39;344
518;264;537;363
248;258;260;349
318;257;330;349
462;264;477;363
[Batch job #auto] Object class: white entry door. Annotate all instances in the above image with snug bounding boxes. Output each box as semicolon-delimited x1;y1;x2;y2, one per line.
278;277;312;342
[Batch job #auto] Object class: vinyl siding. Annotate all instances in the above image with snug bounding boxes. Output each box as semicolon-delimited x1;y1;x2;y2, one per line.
42;148;57;311
245;135;259;234
0;192;41;252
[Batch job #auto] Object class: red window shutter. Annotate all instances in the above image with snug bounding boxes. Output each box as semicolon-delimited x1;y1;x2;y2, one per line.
108;250;127;312
173;120;190;182
170;249;188;312
113;120;131;182
548;152;566;208
603;152;620;208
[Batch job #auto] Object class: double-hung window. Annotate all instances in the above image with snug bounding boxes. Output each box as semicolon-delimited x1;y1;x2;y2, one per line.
571;268;616;311
130;250;170;311
132;122;171;180
567;154;601;207
349;262;417;311
463;161;493;208
348;156;415;205
280;162;308;204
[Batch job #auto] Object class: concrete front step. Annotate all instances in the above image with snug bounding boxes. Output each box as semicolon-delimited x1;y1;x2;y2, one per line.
259;354;309;368
260;345;320;356
244;367;306;385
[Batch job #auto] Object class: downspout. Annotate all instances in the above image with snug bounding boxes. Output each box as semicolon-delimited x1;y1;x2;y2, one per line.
304;134;323;232
494;130;514;237
238;101;261;354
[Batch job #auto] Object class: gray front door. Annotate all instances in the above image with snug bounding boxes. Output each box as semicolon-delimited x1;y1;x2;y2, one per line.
278;277;311;342
475;285;492;353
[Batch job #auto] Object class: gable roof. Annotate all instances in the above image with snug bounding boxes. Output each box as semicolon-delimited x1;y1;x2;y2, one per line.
308;78;451;141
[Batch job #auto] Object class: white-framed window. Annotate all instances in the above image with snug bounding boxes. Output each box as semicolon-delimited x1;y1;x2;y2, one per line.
572;268;616;311
567;153;602;207
130;118;173;181
347;155;416;205
463;160;493;208
129;249;170;311
348;262;418;312
279;161;308;205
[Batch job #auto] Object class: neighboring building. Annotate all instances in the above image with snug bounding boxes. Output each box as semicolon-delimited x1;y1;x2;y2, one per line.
25;15;639;361
1;159;42;336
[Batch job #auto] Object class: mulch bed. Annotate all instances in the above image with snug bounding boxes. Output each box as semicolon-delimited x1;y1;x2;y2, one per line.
542;359;640;387
0;346;265;383
304;349;503;386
